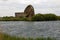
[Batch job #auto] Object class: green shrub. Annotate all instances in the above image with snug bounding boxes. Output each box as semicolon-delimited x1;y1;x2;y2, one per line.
44;14;57;21
32;14;44;21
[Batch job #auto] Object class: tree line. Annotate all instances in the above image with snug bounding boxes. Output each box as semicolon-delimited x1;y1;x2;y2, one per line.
32;13;57;21
0;13;60;21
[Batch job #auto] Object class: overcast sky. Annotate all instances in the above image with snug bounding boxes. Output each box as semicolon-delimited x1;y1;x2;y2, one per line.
0;0;60;17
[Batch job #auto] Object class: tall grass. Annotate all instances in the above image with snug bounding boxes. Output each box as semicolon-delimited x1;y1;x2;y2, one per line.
0;33;56;40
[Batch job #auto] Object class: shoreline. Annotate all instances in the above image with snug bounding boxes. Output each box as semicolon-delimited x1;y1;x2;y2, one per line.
0;32;56;40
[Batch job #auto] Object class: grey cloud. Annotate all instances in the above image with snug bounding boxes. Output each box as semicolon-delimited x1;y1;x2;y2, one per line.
0;3;27;17
0;0;60;17
0;0;8;1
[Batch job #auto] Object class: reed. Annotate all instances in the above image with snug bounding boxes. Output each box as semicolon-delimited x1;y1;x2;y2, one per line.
0;33;56;40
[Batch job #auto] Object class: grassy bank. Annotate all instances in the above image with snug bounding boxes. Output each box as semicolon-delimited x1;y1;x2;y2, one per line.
0;33;56;40
0;13;60;21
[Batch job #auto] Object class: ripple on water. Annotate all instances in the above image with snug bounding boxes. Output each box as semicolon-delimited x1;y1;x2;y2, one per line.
0;21;60;39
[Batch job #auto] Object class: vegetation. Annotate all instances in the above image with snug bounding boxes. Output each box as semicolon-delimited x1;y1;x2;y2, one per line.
0;16;28;21
32;13;57;21
0;13;60;21
57;16;60;20
0;33;56;40
32;14;44;21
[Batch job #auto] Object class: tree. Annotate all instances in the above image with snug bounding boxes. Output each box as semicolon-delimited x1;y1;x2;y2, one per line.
44;13;57;21
32;14;44;21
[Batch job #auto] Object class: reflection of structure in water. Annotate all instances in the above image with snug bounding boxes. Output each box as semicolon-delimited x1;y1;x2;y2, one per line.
15;5;35;18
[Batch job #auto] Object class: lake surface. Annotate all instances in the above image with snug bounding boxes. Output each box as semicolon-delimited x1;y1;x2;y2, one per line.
0;21;60;39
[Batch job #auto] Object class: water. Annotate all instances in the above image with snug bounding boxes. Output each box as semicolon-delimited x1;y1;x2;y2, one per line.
0;21;60;39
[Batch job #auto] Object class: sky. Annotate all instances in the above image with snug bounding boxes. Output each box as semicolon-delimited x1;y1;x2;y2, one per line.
0;0;60;17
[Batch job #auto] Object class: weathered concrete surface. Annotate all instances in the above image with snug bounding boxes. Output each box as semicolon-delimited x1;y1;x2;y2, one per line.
15;5;35;18
24;5;35;18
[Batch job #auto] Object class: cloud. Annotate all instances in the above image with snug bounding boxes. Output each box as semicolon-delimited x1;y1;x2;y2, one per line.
0;0;42;4
20;0;41;4
0;0;60;16
0;0;8;1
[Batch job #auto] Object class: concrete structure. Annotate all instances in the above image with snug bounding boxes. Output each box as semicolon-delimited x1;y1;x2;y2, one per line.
15;12;24;17
15;5;35;18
